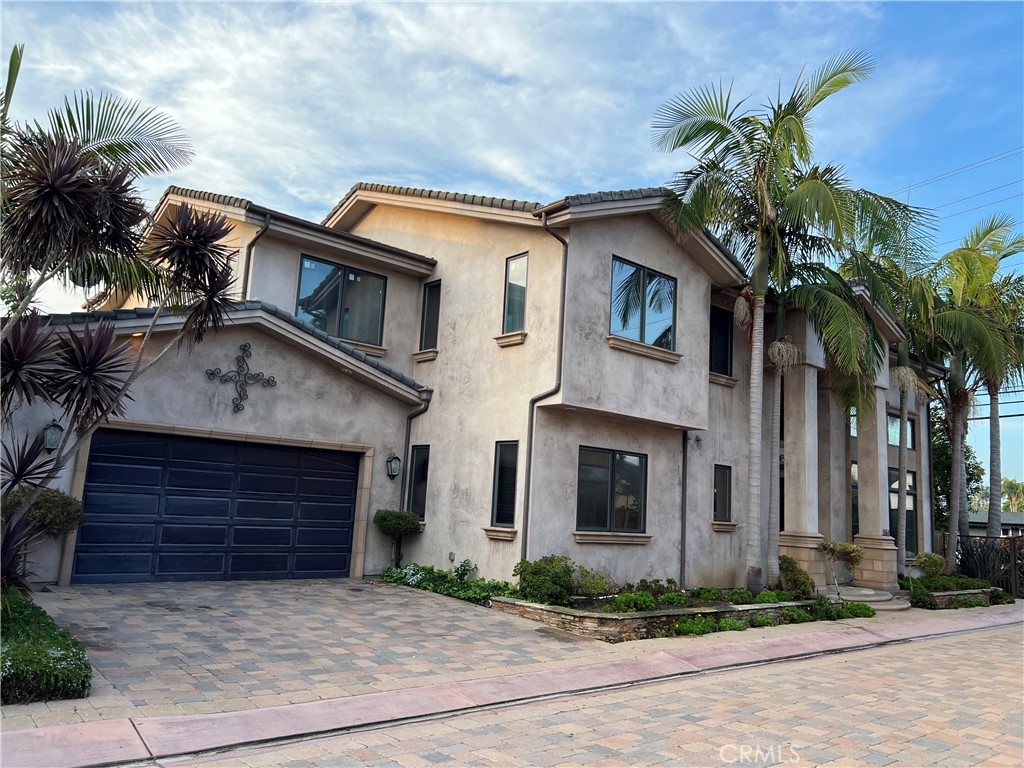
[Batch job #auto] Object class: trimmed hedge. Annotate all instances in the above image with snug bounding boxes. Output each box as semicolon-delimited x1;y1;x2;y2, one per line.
1;589;91;704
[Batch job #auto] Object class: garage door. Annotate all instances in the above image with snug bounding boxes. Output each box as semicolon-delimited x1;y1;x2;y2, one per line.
72;429;359;583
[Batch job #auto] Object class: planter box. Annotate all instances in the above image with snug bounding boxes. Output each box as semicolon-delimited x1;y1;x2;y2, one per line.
488;596;819;643
931;589;991;609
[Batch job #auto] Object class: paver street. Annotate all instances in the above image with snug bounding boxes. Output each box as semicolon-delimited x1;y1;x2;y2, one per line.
155;625;1024;768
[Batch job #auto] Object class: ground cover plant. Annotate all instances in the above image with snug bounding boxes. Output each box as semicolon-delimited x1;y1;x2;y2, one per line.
1;588;91;704
380;562;516;605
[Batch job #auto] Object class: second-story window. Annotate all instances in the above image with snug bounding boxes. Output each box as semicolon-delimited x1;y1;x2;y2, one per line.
296;255;386;346
503;253;528;333
887;414;916;450
420;280;441;350
610;256;676;350
709;305;733;376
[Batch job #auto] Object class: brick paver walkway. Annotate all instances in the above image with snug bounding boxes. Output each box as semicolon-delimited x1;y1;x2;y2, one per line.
158;625;1024;768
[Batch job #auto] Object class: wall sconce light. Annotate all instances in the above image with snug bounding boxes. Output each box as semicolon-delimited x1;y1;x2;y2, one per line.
385;452;401;480
41;420;64;453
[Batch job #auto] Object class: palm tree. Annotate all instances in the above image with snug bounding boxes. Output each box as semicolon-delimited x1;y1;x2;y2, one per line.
652;51;920;591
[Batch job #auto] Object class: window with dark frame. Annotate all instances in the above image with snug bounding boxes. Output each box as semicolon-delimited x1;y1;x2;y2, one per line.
420;280;441;351
576;447;646;532
709;306;733;376
609;256;676;350
408;445;430;521
491;441;518;527
503;254;528;333
888;468;918;554
296;255;386;346
886;414;916;450
713;464;732;522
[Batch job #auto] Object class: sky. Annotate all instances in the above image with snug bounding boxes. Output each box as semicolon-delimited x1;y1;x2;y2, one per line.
3;1;1023;482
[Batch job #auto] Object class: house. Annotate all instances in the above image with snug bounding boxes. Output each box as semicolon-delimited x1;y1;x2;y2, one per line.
22;183;933;591
967;509;1024;538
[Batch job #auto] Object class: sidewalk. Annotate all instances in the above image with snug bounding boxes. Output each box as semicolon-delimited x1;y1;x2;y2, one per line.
3;602;1021;768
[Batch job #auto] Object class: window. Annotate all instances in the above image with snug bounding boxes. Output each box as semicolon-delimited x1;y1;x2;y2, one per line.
610;257;676;350
420;281;441;350
888;468;918;554
713;464;732;522
503;254;528;333
887;414;916;450
850;461;859;537
296;255;386;346
576;447;646;532
709;306;733;376
408;445;429;520
849;407;857;438
491;442;518;527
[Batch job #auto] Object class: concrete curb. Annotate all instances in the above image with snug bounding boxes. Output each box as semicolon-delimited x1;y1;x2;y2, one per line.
4;608;1021;768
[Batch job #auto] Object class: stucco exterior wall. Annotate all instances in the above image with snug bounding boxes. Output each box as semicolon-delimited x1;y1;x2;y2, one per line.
561;216;711;430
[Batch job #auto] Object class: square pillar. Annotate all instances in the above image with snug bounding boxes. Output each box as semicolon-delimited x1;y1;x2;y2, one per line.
853;386;898;591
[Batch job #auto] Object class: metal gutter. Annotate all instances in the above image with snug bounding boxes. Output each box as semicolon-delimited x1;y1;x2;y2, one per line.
401;388;434;510
240;213;271;300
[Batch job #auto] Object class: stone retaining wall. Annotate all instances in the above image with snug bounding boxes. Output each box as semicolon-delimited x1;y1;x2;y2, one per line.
932;589;991;609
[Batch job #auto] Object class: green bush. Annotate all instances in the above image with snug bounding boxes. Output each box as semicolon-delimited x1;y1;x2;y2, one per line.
688;587;726;602
659;591;688;607
808;595;841;621
945;596;988;609
452;559;476;584
632;578;680;600
603;591;656;613
378;563;516;604
717;617;749;632
676;614;717;636
915;552;945;578
726;588;754;604
572;566;617;597
750;614;778;628
1;589;92;704
918;574;990;592
2;487;86;538
779;607;814;624
513;555;575;606
753;589;794;604
837;602;877;619
372;509;421;537
818;540;865;569
778;555;816;598
990;588;1016;605
908;579;938;609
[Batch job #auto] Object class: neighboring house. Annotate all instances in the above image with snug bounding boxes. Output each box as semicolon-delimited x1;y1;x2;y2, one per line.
22;184;932;591
967;510;1024;538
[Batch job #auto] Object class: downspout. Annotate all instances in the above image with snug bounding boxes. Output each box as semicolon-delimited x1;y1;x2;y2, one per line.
679;431;690;587
521;212;568;562
400;388;434;509
240;213;271;301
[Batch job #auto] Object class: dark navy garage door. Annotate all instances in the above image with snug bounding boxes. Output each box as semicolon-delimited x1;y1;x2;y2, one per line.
72;429;359;583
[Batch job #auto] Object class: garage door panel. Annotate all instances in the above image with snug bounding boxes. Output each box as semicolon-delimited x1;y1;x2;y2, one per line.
232;526;292;546
160;525;229;546
75;430;359;583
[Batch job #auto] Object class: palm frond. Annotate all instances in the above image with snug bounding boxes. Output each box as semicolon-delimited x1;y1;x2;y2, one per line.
1;43;24;126
0;315;57;414
802;50;875;111
51;322;134;427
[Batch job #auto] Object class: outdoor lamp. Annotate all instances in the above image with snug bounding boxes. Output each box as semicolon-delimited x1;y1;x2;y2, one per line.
385;452;401;480
41;420;64;453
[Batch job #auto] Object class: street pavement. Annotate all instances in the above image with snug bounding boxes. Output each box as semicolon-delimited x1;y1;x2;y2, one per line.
144;624;1024;768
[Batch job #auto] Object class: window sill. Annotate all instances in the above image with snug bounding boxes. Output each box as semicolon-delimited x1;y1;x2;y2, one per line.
606;336;681;364
482;526;517;541
412;349;438;362
712;521;738;533
494;330;527;348
709;371;738;387
346;340;387;358
573;531;652;545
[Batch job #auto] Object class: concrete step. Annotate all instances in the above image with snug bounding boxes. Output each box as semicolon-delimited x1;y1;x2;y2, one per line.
824;586;896;603
870;598;912;611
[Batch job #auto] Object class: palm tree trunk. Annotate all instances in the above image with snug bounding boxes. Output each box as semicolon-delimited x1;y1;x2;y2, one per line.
896;387;908;577
958;407;970;540
746;294;766;593
986;380;1003;537
767;368;782;587
944;405;962;574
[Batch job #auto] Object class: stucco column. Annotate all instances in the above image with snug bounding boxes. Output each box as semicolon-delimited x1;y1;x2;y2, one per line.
779;362;826;588
816;389;848;542
853;385;898;590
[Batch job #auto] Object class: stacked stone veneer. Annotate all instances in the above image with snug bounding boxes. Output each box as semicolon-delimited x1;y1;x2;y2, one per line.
489;597;820;643
932;589;992;609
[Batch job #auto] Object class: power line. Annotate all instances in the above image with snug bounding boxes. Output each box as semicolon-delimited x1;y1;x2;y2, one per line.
889;147;1024;196
934;180;1024;210
967;413;1024;421
938;193;1023;221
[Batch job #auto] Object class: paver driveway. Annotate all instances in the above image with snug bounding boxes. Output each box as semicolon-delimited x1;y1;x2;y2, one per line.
2;580;600;729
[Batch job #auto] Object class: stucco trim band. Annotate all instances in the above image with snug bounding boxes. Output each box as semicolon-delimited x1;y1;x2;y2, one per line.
605;336;682;364
708;372;739;388
97;419;374;453
411;349;439;362
494;331;527;348
573;532;653;545
711;521;738;533
345;340;387;358
482;526;518;541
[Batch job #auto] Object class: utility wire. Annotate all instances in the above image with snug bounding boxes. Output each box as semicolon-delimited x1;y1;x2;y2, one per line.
938;193;1023;221
890;147;1024;196
934;180;1024;210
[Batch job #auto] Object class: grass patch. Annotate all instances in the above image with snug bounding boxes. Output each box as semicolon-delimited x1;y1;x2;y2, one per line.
1;589;92;704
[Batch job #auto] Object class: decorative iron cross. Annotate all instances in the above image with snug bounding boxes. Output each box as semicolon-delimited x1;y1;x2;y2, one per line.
206;343;277;413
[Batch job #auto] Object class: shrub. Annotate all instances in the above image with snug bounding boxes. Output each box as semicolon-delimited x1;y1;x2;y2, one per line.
378;562;515;604
572;566;617;597
633;578;680;600
778;555;816;598
753;589;794;604
908;580;937;609
603;591;656;613
918;574;990;592
1;589;92;704
513;555;575;606
818;540;865;569
990;588;1016;605
946;596;988;609
779;607;814;624
676;614;717;636
837;602;876;619
3;487;86;538
659;591;688;607
452;559;476;584
717;617;749;632
915;552;945;578
726;588;754;605
808;595;841;621
688;587;726;602
372;509;421;537
750;614;778;628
